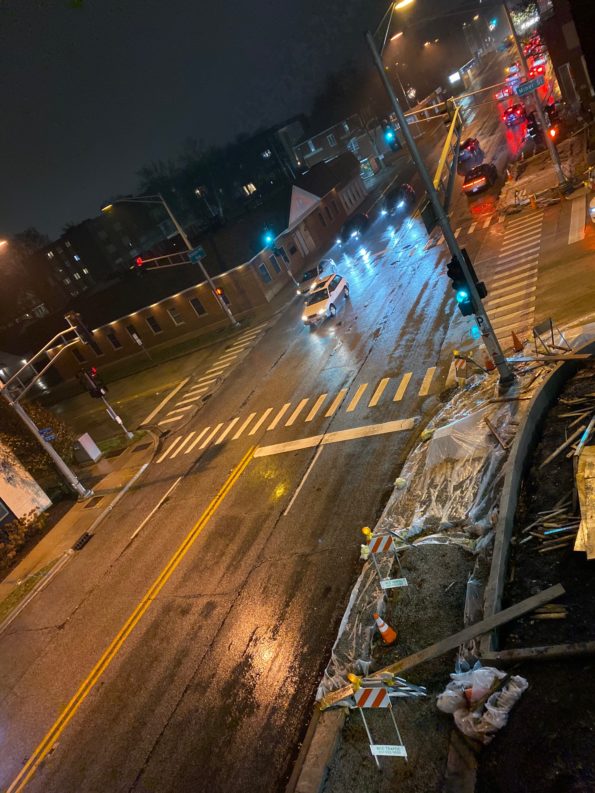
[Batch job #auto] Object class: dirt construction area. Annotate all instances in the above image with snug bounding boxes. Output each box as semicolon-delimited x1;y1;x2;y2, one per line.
317;360;595;793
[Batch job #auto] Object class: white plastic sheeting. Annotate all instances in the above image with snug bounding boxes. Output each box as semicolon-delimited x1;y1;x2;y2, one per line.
317;369;547;703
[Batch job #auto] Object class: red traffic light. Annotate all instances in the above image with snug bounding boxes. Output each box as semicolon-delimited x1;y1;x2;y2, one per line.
549;127;557;138
135;256;143;267
90;366;98;377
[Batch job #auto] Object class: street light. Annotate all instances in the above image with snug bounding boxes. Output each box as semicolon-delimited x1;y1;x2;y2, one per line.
0;240;8;249
102;195;238;326
394;0;414;9
390;31;403;41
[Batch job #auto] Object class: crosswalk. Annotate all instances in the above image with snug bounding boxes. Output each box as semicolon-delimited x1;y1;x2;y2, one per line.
430;213;497;249
156;322;269;427
476;211;544;346
155;364;443;464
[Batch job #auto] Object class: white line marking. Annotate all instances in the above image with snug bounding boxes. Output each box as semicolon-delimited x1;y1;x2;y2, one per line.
249;408;273;435
488;274;537;295
254;418;417;457
129;477;183;540
228;341;252;352
568;194;586;244
482;217;491;229
286;398;309;426
468;222;477;234
347;383;368;412
170;432;196;458
488;297;535;316
140;378;190;425
368;378;390;408
283;446;324;516
268;403;291;430
485;286;536;308
325;388;348;417
215;417;240;444
500;238;541;256
418;366;436;397
501;228;542;247
165;405;194;416
185;427;210;454
506;213;543;231
233;412;257;440
156;436;183;464
454;227;461;238
490;263;538;281
158;416;184;426
200;423;223;449
175;395;204;407
216;352;238;363
492;310;533;329
393;372;412;402
305;394;328;422
494;249;540;266
193;378;217;387
206;364;230;375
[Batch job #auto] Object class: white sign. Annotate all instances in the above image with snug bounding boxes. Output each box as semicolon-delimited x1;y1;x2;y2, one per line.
449;71;462;84
371;744;408;757
380;577;408;589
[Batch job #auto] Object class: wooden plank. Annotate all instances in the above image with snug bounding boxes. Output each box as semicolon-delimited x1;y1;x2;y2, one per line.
481;640;595;664
539;425;586;468
319;584;565;709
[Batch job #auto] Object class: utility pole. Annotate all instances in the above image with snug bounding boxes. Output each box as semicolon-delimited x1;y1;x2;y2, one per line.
502;1;565;186
0;382;92;500
366;30;515;386
158;193;240;327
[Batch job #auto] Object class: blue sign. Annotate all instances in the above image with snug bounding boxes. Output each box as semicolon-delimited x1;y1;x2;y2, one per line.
517;75;545;96
188;246;206;263
39;427;56;442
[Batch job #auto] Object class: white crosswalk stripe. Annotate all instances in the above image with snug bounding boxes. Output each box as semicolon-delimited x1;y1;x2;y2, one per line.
153;364;452;464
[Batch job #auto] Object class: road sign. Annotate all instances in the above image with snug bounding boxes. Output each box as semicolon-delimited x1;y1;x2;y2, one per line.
188;245;206;263
516;75;545;96
354;688;391;709
370;744;408;758
39;427;56;442
380;577;408;590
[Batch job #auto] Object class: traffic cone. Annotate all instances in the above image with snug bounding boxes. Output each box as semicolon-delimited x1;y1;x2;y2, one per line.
482;350;496;372
373;613;398;645
511;331;524;353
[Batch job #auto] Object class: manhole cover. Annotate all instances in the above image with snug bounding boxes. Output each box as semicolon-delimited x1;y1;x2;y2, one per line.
84;496;104;509
131;442;151;453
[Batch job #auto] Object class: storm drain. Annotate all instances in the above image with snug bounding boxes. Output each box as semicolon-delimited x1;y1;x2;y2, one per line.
84;496;104;509
72;532;93;551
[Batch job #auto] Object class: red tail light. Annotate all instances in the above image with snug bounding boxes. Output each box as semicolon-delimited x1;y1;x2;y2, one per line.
549;128;557;138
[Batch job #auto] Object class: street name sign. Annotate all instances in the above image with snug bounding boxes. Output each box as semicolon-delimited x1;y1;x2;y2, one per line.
189;245;206;263
39;427;56;442
370;744;408;758
380;577;408;589
516;75;545;96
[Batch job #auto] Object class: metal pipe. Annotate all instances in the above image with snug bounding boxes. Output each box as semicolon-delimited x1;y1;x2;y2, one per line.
366;30;514;386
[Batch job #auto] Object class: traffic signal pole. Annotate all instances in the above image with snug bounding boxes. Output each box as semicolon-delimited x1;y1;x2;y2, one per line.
158;194;240;327
366;31;514;386
0;386;92;500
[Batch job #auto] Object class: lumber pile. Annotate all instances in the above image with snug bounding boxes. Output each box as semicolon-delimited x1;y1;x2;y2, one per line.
517;500;580;554
575;445;595;559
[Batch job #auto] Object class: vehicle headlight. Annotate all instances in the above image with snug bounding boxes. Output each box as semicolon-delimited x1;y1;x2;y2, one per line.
336;238;342;244
296;288;301;295
318;309;326;315
381;209;388;216
302;314;308;321
397;200;405;209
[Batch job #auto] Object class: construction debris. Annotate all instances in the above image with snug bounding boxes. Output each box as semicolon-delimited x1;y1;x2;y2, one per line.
575;445;595;558
437;664;528;744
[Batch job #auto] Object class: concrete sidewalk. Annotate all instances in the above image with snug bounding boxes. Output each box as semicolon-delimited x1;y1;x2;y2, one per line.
0;431;158;607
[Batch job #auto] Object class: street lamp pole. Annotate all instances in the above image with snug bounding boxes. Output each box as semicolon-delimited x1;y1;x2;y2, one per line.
156;194;239;327
366;30;514;386
394;64;412;109
501;1;565;186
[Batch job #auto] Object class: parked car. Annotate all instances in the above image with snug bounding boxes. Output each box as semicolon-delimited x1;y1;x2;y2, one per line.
296;258;334;296
462;163;498;195
459;137;483;163
495;85;513;102
382;183;416;215
302;273;349;328
337;213;369;244
503;103;526;126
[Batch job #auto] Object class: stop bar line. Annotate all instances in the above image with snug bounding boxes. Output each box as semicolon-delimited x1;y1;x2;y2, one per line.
254;418;417;458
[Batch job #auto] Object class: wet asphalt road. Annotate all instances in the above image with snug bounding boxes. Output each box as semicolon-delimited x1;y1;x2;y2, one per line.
0;52;520;793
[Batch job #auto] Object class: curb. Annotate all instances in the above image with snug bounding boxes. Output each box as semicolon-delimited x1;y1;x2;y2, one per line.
0;430;159;636
481;339;595;654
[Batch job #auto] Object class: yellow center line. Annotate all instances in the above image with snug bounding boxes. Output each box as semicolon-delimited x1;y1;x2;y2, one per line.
7;446;255;793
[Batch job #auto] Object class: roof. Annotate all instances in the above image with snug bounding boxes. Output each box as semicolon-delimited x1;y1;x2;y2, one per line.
294;153;360;199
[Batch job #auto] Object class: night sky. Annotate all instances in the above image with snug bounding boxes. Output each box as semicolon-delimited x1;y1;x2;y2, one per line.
1;0;466;238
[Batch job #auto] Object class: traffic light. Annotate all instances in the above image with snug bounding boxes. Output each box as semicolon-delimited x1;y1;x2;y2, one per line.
445;249;487;317
135;256;144;267
77;367;107;399
262;228;275;247
214;286;230;306
381;119;401;152
65;311;94;345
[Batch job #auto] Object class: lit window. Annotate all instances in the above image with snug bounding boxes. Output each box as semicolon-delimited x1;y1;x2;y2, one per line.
82;267;89;274
73;272;81;280
74;254;81;261
47;251;54;259
343;121;350;133
243;183;257;196
63;277;71;285
327;134;337;146
261;149;272;159
65;241;71;248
